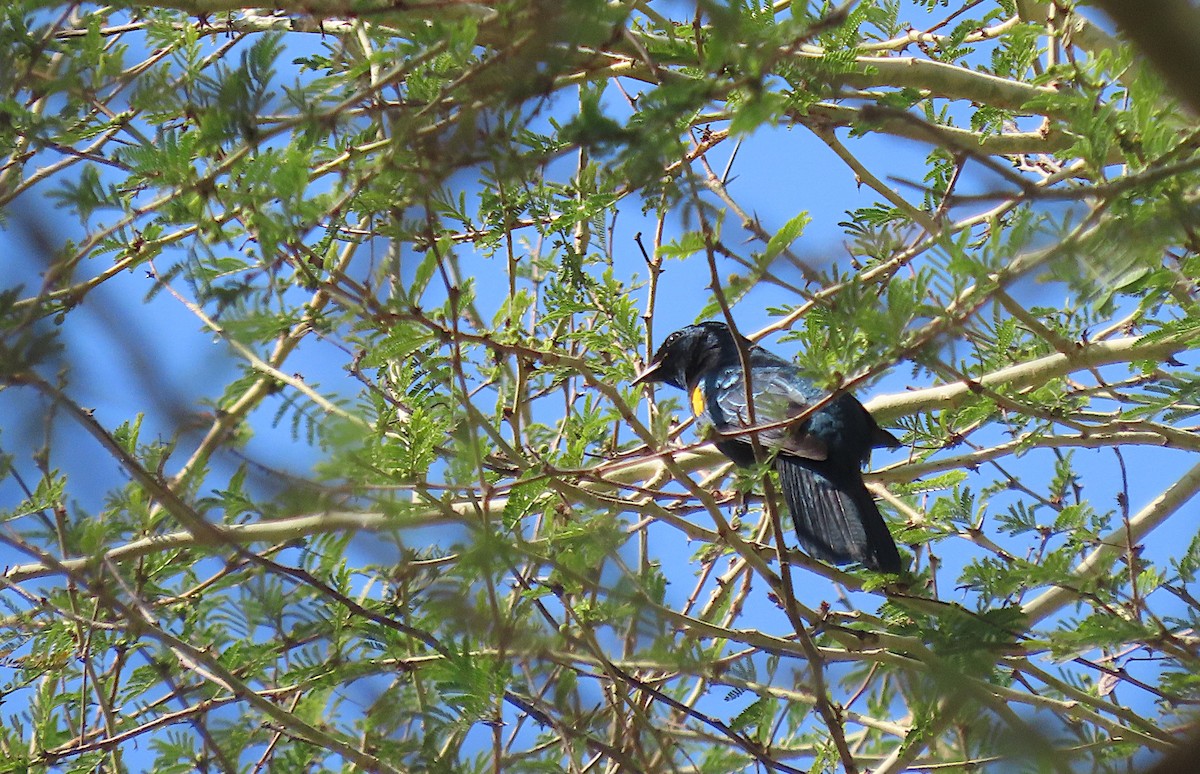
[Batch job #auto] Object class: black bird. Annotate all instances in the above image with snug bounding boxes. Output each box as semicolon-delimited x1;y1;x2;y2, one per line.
633;321;903;573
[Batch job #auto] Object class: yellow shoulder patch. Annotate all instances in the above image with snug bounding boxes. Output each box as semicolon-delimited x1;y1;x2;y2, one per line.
690;384;706;417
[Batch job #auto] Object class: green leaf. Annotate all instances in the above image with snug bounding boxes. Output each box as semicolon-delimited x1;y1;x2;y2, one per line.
763;211;811;261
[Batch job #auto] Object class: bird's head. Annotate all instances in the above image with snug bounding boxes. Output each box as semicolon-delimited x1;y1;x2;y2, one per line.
632;321;746;390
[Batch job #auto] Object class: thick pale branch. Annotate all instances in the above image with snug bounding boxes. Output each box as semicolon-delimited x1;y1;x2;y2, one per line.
865;334;1197;422
798;103;1082;157
2;510;454;583
803;51;1059;114
111;0;497;21
880;428;1200;483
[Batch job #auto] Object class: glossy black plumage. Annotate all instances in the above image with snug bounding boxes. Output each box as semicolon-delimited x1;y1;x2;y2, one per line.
634;321;903;573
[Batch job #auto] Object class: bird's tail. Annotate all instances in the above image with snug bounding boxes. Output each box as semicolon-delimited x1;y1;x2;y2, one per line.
774;456;902;573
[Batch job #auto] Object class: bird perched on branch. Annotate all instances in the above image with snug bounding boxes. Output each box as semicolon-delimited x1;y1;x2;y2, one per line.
633;321;903;573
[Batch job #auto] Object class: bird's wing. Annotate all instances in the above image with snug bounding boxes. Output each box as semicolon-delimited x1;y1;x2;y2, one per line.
705;366;829;461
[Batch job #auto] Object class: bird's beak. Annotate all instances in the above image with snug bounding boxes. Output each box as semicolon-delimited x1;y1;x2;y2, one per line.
631;360;664;386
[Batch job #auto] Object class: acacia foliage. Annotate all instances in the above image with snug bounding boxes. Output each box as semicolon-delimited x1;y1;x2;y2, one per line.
1;1;1198;771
